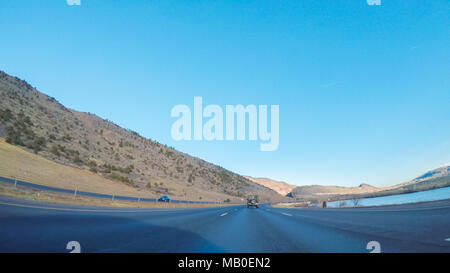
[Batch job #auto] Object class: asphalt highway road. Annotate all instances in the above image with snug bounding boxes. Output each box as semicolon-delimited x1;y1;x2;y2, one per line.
0;196;449;253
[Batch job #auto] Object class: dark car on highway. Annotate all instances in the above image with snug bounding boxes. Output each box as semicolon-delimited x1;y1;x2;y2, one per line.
158;195;170;202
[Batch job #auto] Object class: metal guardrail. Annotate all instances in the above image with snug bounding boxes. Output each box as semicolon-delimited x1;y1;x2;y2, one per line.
0;176;236;205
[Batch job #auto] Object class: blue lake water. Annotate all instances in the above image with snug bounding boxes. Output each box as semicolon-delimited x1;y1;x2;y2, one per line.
327;186;450;207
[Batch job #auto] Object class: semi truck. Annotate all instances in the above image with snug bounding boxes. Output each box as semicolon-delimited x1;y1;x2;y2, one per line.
247;195;259;208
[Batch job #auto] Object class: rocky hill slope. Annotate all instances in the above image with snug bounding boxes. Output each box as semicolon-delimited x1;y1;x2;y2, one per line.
0;70;283;202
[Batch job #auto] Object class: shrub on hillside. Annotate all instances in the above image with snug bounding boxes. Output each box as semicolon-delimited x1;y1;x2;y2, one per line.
72;154;83;164
5;126;22;145
88;160;97;168
32;137;46;153
109;173;134;186
0;108;13;122
62;134;72;142
50;145;60;156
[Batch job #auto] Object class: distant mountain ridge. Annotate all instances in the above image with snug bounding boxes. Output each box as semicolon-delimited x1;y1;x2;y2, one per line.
289;183;380;197
244;176;296;196
410;165;450;183
287;165;450;201
0;70;284;202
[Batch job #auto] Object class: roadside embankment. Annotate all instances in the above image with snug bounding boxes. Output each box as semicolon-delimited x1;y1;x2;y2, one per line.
0;183;239;209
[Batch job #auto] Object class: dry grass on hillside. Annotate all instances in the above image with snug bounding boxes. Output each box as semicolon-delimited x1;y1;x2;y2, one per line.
0;138;152;197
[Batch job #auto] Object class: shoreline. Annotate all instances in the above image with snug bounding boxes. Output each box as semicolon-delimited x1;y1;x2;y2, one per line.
273;196;450;210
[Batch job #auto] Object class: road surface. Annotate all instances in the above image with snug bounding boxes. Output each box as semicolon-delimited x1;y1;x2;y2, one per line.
0;196;449;253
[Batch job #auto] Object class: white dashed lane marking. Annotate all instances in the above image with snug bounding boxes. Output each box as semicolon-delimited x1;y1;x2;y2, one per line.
282;213;292;217
220;212;228;217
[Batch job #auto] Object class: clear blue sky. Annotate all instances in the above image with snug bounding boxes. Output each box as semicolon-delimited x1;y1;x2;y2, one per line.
1;0;449;187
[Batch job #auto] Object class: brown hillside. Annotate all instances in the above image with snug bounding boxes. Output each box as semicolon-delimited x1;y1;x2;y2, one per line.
245;176;296;196
0;70;282;202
